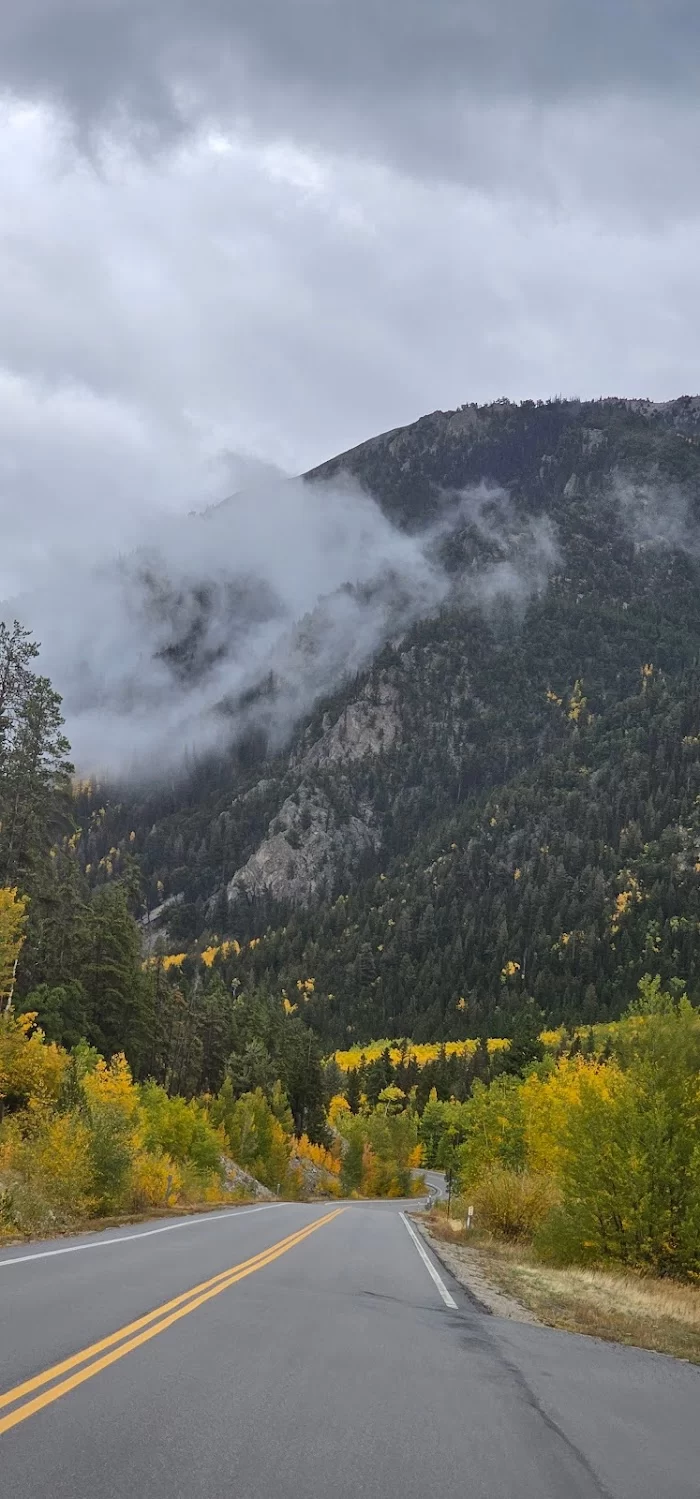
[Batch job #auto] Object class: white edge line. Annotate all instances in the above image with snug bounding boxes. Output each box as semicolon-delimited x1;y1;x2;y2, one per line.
400;1211;457;1309
0;1204;277;1267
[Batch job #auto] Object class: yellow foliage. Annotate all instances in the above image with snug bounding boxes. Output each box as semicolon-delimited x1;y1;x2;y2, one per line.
611;873;642;932
282;997;298;1015
82;1053;140;1125
472;1168;560;1239
540;1028;565;1048
0;1010;67;1110
295;1133;341;1176
0;1020;229;1232
172;937;245;971
27;1112;95;1214
334;1037;509;1071
501;960;521;979
0;888;28;1006
328;1094;351;1126
196;1174;229;1203
521;1057;622;1176
130;1150;183;1210
567;678;588;722
0;1110;95;1222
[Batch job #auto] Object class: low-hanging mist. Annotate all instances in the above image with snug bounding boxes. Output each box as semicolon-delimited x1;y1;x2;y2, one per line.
5;473;559;778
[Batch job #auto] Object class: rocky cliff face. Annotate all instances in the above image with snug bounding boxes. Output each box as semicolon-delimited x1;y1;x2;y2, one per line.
84;395;700;1038
299;677;401;771
226;782;378;910
225;678;400;910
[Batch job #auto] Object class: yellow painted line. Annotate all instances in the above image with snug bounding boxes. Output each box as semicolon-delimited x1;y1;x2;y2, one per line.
0;1208;344;1437
0;1211;335;1414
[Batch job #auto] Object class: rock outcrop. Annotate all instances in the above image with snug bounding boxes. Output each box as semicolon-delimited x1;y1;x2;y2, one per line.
227;782;378;910
224;678;399;911
300;678;401;771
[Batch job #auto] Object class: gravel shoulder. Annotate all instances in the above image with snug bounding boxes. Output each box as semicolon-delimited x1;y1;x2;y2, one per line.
414;1215;540;1323
413;1213;700;1363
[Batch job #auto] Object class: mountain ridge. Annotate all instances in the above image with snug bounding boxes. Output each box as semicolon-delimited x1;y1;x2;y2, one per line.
69;393;700;1044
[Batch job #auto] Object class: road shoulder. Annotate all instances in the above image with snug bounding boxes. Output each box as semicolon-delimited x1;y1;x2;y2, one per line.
412;1216;539;1323
413;1214;700;1363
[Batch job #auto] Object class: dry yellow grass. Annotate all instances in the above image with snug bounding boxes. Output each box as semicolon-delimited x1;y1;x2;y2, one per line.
426;1214;700;1363
0;1196;255;1248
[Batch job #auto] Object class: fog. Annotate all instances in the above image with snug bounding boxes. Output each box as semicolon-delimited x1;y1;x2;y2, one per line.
2;472;561;778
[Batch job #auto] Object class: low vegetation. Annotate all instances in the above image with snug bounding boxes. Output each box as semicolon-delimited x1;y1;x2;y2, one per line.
417;978;700;1280
0;1010;229;1235
412;977;700;1359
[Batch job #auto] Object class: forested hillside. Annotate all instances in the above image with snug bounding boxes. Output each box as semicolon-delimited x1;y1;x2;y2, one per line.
3;398;700;1271
50;394;700;1047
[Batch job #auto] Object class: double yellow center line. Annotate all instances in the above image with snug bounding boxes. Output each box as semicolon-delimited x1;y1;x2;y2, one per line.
0;1207;344;1437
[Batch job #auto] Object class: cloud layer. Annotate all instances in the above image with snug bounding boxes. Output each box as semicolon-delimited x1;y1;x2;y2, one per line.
0;2;698;737
5;474;559;776
7;474;443;772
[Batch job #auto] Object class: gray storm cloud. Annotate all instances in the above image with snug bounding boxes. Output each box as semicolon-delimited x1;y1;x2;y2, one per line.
4;477;559;778
1;2;697;150
0;0;698;726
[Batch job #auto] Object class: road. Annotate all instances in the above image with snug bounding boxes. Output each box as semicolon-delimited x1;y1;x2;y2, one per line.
0;1201;697;1498
423;1168;447;1198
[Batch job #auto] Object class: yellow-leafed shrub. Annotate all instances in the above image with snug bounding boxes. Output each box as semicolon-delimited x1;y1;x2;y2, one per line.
295;1133;341;1176
472;1168;560;1240
130;1149;183;1211
0;888;27;1006
0;1010;68;1111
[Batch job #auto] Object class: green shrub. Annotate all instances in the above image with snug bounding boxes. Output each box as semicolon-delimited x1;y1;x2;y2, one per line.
139;1083;224;1180
536;997;700;1276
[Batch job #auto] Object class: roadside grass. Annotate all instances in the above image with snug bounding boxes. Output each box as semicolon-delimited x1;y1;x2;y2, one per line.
425;1212;700;1364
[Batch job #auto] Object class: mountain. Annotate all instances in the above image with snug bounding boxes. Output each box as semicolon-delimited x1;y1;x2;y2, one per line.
74;395;700;1044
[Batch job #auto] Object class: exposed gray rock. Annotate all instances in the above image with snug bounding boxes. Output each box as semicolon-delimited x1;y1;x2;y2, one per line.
222;1157;276;1200
301;678;401;771
222;679;399;912
288;1150;339;1199
227;783;378;910
140;892;184;955
581;426;606;455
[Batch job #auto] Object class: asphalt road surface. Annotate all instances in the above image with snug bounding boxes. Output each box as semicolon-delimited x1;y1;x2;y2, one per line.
1;1201;698;1498
423;1168;447;1199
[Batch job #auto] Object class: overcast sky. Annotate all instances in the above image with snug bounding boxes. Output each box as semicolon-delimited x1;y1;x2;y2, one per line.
1;2;699;595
